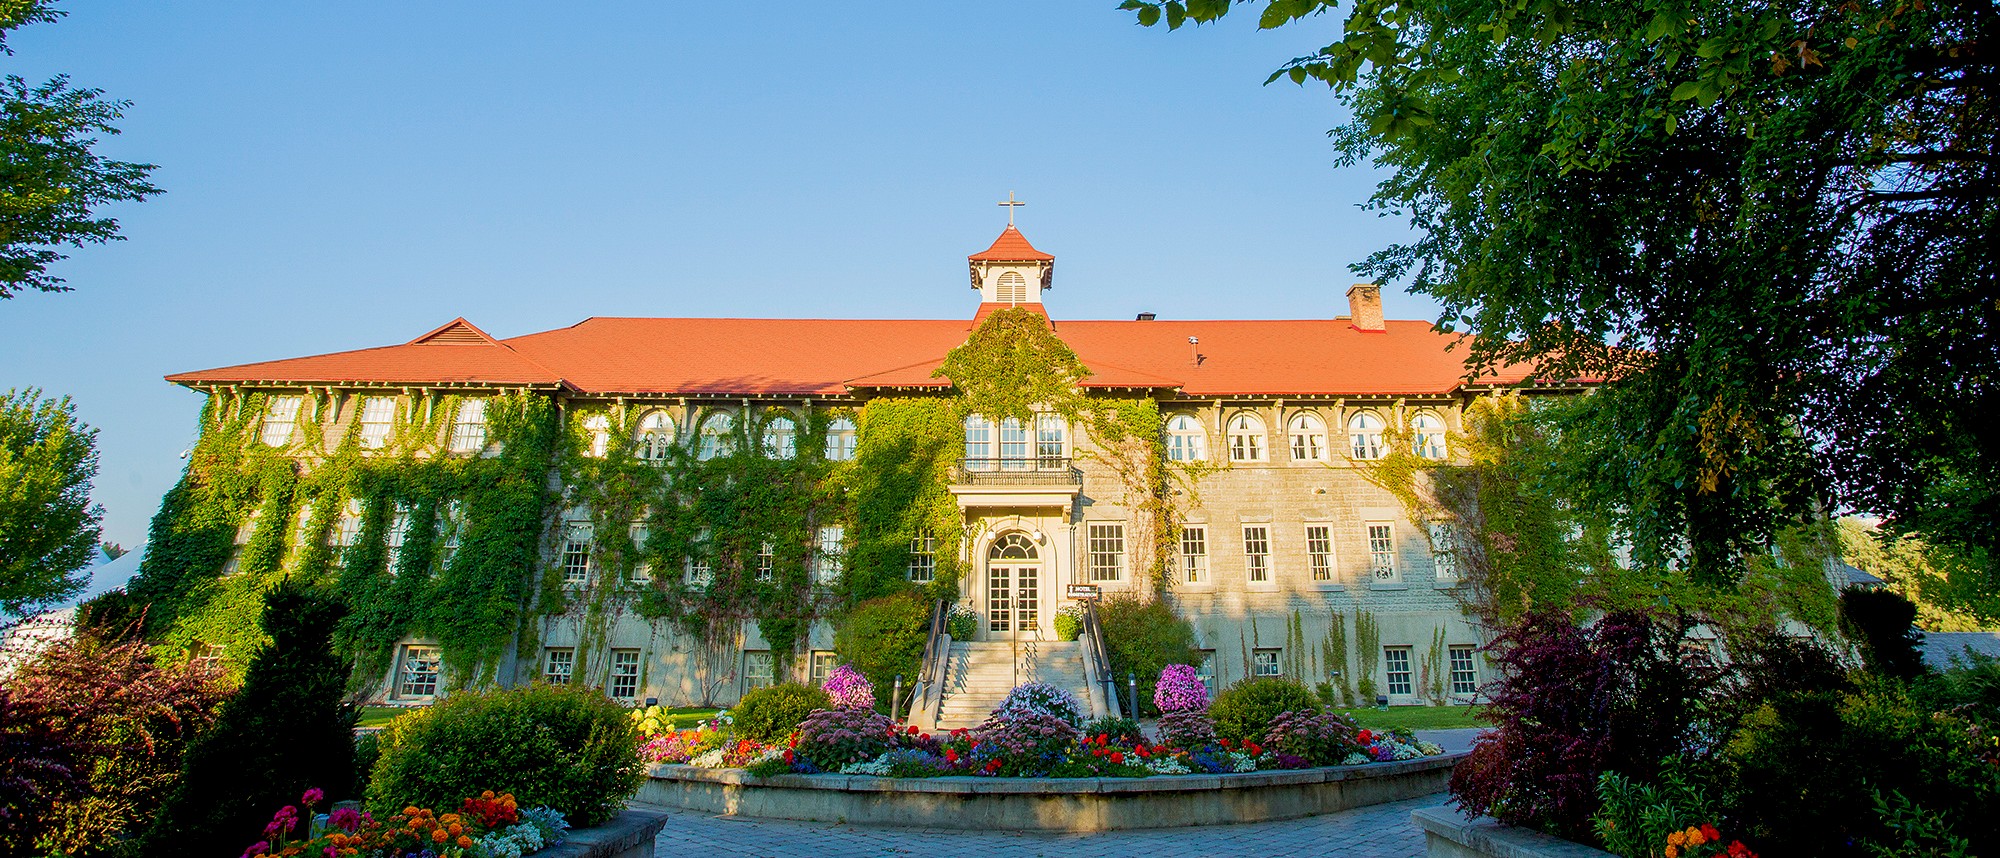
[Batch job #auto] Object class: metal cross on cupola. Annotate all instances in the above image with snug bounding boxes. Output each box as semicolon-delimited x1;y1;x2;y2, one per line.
968;194;1055;307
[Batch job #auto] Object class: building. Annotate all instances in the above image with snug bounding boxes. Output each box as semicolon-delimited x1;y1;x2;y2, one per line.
145;222;1559;714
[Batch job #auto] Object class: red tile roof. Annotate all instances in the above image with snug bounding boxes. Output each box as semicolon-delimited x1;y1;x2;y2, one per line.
168;313;1549;397
968;226;1053;261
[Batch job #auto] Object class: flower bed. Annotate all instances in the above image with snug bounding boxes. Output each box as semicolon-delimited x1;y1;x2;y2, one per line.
238;789;568;858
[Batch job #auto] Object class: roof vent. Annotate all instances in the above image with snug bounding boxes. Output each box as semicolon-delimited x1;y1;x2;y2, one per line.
409;318;497;346
1136;312;1156;321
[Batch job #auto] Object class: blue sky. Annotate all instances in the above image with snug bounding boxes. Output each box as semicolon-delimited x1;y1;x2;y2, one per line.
0;2;1435;559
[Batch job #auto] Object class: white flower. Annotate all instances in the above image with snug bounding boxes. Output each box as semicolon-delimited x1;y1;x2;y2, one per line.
839;752;895;776
1341;752;1370;766
690;748;727;768
1142;756;1191;775
1228;751;1257;773
1416;741;1444;756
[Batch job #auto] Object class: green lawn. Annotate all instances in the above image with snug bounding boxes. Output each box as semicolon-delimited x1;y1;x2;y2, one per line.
1333;705;1490;731
356;705;414;728
653;707;724;729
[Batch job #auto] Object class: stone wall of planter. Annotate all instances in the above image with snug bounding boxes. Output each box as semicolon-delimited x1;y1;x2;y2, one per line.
1410;806;1615;858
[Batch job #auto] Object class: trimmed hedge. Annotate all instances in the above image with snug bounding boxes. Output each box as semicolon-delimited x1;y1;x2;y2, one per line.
731;683;831;743
1210;677;1320;743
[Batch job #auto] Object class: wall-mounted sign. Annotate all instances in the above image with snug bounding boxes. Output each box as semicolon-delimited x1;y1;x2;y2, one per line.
1066;584;1101;600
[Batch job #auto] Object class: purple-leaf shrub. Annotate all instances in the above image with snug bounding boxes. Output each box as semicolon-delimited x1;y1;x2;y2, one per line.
794;706;896;770
822;664;875;710
1156;709;1218;749
1153;664;1210;713
1263;710;1358;766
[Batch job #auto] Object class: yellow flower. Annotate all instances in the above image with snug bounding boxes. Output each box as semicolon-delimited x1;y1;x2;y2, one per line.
1687;827;1707;847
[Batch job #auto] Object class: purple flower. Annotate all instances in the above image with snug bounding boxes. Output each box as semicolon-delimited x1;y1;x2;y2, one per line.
822;664;875;709
1154;665;1210;713
301;787;324;806
241;841;269;858
328;807;362;832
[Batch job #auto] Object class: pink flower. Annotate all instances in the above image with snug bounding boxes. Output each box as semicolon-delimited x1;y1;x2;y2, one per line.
241;841;269;858
301;787;324;806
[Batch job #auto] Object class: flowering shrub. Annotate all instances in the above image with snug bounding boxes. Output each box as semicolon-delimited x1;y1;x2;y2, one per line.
794;706;898;770
946;603;978;640
1262;710;1359;766
1080;716;1145;745
1153;664;1210;713
822;665;876;710
1053;602;1085;641
1342;728;1440;764
236;788;566;858
993;682;1085;727
968;712;1080;775
1157;708;1219;749
639;723;727;764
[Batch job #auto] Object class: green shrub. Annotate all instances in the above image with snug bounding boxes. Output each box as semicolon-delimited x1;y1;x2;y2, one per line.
1840;588;1928;680
352;731;382;796
731;683;830;743
833;592;930;700
365;683;642;826
1097;596;1200;717
1080;716;1144;745
1210;677;1319;743
141;579;355;858
1593;759;1719;858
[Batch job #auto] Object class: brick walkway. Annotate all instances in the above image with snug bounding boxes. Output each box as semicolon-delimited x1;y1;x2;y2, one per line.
647;792;1449;857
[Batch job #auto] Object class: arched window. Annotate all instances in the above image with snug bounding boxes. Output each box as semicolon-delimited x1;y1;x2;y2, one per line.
825;416;857;461
635;410;676;463
762;414;796;459
582;414;610;458
1227;412;1267;462
1348;411;1385;460
696;410;735;460
1166;414;1207;462
1411;410;1448;460
988;532;1039;560
996;271;1027;303
1287;412;1327;462
964;415;993;469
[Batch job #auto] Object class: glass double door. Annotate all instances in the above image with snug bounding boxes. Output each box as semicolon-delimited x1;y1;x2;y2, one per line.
985;564;1041;639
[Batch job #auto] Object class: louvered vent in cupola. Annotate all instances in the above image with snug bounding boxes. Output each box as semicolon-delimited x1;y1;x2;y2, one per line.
409;318;495;346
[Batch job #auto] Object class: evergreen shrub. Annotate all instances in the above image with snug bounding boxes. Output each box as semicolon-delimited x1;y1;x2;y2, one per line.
1096;596;1201;717
364;683;642;827
1209;677;1319;743
1839;587;1928;680
832;592;930;700
730;683;830;743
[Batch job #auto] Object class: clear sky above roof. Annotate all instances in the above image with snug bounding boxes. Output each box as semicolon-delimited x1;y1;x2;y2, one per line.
0;1;1440;550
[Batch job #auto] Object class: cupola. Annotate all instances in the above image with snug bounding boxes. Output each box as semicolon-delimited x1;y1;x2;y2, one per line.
968;193;1053;306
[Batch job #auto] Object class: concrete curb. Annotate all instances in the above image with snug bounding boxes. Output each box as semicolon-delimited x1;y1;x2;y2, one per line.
1410;806;1614;858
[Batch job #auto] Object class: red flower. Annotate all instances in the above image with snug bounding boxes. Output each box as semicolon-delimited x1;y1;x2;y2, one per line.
1220;738;1233;748
908;725;920;735
1095;734;1109;745
1727;841;1755;858
782;750;795;763
944;748;959;763
983;759;1001;773
920;733;932;743
1109;752;1125;764
1357;730;1373;743
1700;825;1721;841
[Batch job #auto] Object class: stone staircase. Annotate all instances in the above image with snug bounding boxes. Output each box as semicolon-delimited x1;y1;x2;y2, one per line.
931;639;1099;730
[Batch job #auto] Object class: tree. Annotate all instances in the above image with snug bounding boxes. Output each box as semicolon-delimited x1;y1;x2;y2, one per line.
0;0;160;299
1123;0;1997;596
0;388;101;620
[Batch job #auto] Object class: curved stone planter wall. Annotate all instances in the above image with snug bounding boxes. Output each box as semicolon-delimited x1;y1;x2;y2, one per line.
639;753;1464;832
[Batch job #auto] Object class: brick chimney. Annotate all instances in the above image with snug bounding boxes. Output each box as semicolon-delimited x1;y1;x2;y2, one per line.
1346;284;1384;332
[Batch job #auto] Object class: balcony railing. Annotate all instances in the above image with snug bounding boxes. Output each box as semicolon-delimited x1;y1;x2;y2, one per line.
953;457;1083;487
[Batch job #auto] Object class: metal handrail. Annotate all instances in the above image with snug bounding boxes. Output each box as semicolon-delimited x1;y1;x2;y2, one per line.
1079;598;1120;719
952;457;1083;486
914;598;950;725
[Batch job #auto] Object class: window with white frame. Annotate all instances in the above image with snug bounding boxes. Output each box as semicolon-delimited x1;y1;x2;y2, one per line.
1347;411;1385;460
1384;646;1414;696
629;522;651;584
261;396;303;447
582;413;611;458
696;410;735;460
810;651;837;685
814;526;844;583
1288;412;1327;461
1306;524;1335;582
1412;410;1448;460
294;503;317;549
1227;412;1267;462
384;505;411;573
743;650;774;691
686;529;713;587
608;649;641;701
561;523;593;590
1088;523;1125;582
755;541;775;582
544;647;574;685
1428;522;1460;584
1252;648;1281;677
825;416;857;461
397;644;441;699
1448;645;1479;695
438;500;465;568
1367;522;1399;582
1166;414;1207;462
997;418;1029;468
1243;525;1271;583
1181;525;1208;584
908;531;936;582
358;397;396;449
449;399;488;453
1196;650;1217;694
762;414;796;459
1035;414;1065;464
963;415;993;467
635;410;676;463
332;497;365;548
995;270;1028;303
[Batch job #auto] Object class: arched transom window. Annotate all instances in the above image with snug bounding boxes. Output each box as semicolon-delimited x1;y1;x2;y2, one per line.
696;410;735;460
635;410;676;463
996;271;1027;303
1348;411;1385;460
1227;412;1267;462
988;532;1039;560
1411;410;1448;460
1166;414;1207;462
762;414;796;459
1288;412;1327;462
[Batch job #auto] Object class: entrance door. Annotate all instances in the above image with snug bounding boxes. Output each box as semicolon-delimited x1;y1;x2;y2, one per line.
985;533;1041;640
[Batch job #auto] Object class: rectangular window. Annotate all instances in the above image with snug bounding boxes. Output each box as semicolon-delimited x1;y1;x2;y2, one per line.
384;505;411;573
544;647;574;685
1449;645;1479;695
998;418;1030;467
1429;522;1460;584
1088;523;1125;582
1196;649;1217;695
397;645;441;699
294;503;317;550
743;650;774;691
261;396;302;447
609;649;641;701
814;526;844;583
1252;648;1281;677
358;396;396;449
1384;646;1413;696
1035;414;1065;465
629;522;651;584
1243;525;1271;584
188;641;225;672
448;398;487;453
332;498;365;548
685;555;712;587
1181;526;1208;584
755;542;775;583
907;531;936;583
561;523;592;590
437;500;465;569
1306;525;1334;582
1367;522;1399;582
810;651;837;685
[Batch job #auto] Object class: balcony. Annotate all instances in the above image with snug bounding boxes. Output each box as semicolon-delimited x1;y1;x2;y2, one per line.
949;457;1083;511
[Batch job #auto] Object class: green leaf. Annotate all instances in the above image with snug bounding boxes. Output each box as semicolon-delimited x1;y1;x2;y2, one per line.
1136;5;1161;27
1669;81;1702;101
1166;0;1186;30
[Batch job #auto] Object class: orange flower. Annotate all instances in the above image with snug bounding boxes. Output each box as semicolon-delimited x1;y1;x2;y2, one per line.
457;835;474;848
1668;831;1687;848
404;806;421;816
1687;826;1707;847
481;790;496;800
1664;847;1679;858
431;829;448;842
